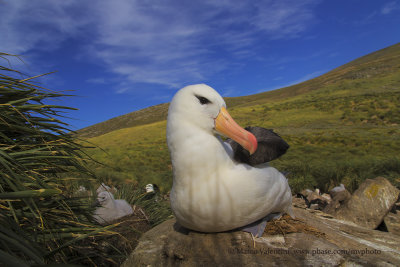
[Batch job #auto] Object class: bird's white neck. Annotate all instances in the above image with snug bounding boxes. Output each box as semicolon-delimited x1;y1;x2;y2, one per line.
103;196;116;209
167;119;231;186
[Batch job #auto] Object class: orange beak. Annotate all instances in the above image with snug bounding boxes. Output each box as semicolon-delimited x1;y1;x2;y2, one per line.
215;107;257;155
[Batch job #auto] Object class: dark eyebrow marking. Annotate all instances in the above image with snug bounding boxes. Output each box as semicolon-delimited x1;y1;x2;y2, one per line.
195;95;211;105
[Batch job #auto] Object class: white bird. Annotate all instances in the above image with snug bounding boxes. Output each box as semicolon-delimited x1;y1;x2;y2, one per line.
329;184;346;199
78;185;87;192
314;188;321;195
167;84;292;236
330;184;345;193
96;183;117;195
96;183;111;194
73;185;92;197
145;184;155;193
93;191;133;224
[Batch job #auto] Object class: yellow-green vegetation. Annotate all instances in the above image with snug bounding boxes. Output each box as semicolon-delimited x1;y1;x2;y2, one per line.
86;121;171;191
84;43;400;194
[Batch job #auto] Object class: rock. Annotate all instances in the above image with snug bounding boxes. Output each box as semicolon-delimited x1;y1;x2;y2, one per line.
292;197;307;209
295;189;333;211
294;191;332;211
385;197;400;234
395;202;400;211
334;177;400;229
384;212;400;235
122;207;400;267
324;189;352;215
321;193;332;202
299;189;313;198
306;192;329;210
306;192;320;203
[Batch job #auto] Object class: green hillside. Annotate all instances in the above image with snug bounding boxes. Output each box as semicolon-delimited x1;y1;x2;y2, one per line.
78;103;169;138
78;43;400;138
83;43;400;193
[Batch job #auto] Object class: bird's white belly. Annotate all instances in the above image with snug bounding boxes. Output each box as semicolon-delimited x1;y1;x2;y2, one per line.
171;186;240;232
171;166;291;232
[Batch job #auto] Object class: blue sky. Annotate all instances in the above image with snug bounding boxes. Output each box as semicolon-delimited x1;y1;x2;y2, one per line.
1;0;399;130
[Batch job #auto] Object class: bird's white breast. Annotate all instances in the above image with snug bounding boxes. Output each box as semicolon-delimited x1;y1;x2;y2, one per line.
168;122;292;232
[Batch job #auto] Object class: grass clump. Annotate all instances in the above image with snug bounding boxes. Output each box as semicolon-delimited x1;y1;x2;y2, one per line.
115;183;173;227
0;53;124;266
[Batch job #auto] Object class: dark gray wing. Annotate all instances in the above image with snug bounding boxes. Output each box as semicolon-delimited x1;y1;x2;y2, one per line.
226;126;289;166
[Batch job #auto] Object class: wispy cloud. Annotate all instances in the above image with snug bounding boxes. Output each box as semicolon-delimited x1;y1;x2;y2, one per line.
286;70;326;86
257;69;326;93
0;1;92;54
86;78;107;84
381;1;400;15
0;0;320;91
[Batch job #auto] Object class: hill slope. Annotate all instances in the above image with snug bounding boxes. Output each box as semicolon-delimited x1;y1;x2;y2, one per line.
82;42;400;193
78;43;400;138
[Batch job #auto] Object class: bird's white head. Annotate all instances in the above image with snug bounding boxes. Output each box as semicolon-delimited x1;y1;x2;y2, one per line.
167;84;257;155
97;191;114;206
145;184;155;193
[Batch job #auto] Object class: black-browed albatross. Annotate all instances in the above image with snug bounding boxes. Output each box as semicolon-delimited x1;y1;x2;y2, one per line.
167;84;293;237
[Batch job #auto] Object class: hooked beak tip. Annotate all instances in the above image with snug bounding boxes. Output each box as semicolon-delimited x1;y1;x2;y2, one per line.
215;107;258;155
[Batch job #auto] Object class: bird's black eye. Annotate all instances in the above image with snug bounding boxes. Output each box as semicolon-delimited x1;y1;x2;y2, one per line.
195;95;211;105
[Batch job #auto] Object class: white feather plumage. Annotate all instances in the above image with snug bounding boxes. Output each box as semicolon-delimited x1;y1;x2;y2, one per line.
167;84;292;233
93;191;133;224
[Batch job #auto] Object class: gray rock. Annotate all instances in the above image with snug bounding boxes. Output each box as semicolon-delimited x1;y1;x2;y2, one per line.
321;193;332;202
122;207;400;267
334;177;400;229
384;212;400;235
299;189;313;198
292;197;307;209
295;192;332;210
307;192;329;210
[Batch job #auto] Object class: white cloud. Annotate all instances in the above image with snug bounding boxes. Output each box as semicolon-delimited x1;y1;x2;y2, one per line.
381;1;399;15
286;69;326;85
86;78;107;84
0;0;320;90
0;1;92;54
257;69;326;93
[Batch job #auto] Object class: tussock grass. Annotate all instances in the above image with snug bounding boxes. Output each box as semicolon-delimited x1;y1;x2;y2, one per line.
0;54;128;266
115;183;173;227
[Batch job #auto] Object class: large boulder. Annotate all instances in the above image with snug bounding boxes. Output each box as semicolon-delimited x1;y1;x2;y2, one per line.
122;207;400;267
334;177;399;229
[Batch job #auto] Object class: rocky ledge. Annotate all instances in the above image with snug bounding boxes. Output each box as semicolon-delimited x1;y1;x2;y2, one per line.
123;177;400;266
